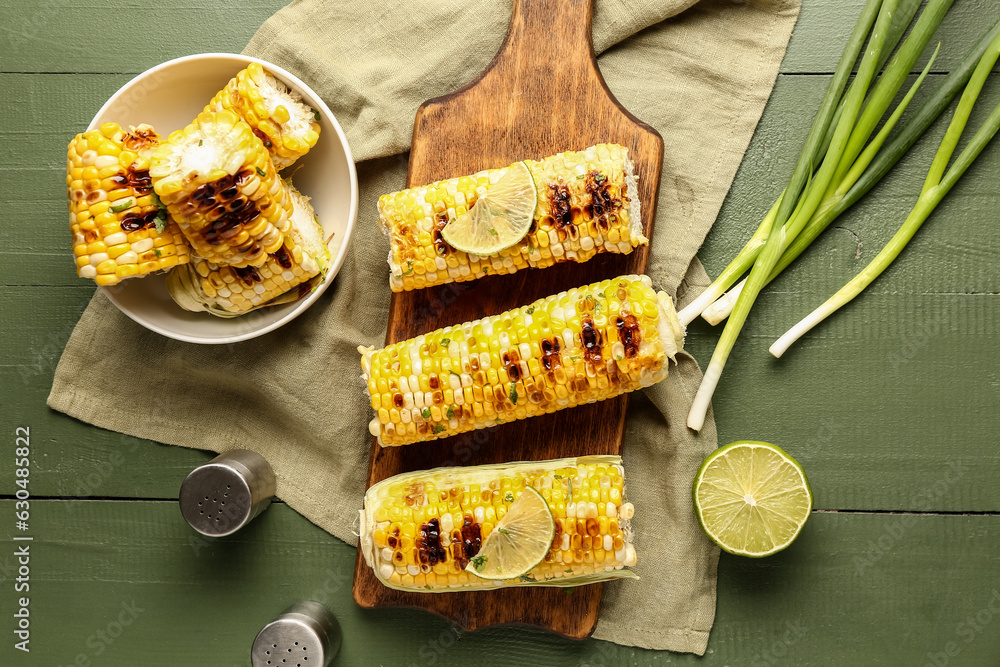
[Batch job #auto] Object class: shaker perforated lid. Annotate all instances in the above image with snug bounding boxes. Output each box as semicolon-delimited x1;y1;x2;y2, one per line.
179;449;276;537
251;601;341;667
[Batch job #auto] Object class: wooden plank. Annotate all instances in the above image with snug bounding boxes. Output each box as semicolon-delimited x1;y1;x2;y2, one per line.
0;0;285;74
782;0;1000;74
1;500;997;665
355;0;663;638
1;0;997;76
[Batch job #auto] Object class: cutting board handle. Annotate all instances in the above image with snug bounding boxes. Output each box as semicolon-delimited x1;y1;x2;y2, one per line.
501;0;597;64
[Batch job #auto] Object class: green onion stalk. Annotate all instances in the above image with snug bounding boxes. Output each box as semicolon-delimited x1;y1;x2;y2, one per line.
702;16;1000;325
687;0;901;431
770;31;1000;358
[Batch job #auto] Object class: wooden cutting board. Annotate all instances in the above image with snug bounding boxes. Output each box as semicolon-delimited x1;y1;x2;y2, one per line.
353;0;663;639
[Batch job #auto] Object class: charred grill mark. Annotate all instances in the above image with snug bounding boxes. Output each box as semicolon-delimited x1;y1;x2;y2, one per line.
252;128;273;149
581;317;603;363
615;314;641;358
433;213;450;256
428;375;440;390
417;518;448;566
541;337;562;371
110;166;154;196
392;393;404;408
191;170;262;247
460;515;482;563
272;245;293;269
120;208;160;232
122;127;159;152
387;525;400;549
502;351;522;381
548;183;572;230
584;171;624;232
233;265;262;285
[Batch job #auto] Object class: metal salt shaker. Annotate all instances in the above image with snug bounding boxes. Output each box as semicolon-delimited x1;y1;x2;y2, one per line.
179;449;276;537
251;601;342;667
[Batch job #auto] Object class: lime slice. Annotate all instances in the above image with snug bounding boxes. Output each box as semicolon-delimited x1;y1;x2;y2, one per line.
466;486;554;580
441;160;537;255
693;441;813;558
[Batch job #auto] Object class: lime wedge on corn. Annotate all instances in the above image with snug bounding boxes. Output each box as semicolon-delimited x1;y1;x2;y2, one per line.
441;160;537;255
466;486;554;580
693;441;812;558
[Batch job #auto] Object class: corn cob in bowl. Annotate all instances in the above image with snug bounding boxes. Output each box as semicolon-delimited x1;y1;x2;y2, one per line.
205;62;321;170
166;180;330;317
359;274;684;447
359;455;638;592
378;144;646;291
67;123;191;286
149;110;293;268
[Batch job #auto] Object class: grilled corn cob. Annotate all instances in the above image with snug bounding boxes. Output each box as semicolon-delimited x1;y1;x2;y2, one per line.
206;62;321;170
359;274;684;447
359;455;638;592
166;180;329;317
67;123;191;286
378;144;646;292
149;110;293;267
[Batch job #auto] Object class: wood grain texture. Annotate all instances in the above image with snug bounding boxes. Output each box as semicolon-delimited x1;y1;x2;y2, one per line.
3;501;999;666
352;0;663;638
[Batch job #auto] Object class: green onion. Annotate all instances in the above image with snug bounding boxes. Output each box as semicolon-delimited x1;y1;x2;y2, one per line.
701;16;1000;324
770;31;1000;357
688;0;900;431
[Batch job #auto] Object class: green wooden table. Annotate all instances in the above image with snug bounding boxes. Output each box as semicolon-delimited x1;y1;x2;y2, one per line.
2;1;999;664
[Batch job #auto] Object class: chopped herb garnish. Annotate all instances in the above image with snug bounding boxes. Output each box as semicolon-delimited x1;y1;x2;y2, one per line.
312;109;321;122
509;383;518;405
401;260;415;276
487;228;498;236
564;569;573;573
421;408;431;419
432;424;446;434
517;574;537;583
497;528;510;536
449;370;461;377
153;249;161;258
110;200;134;213
595;173;606;184
446;405;455;419
470;554;487;571
256;167;266;177
570;356;579;361
153;210;167;234
494;417;503;425
440;338;451;346
504;492;514;502
525;306;535;314
563;589;574;595
425;585;432;590
198;139;203;147
616;355;623;361
576;174;585;180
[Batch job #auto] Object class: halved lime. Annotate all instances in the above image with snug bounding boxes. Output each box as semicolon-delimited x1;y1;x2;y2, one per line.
466;486;554;580
441;160;537;255
693;441;812;557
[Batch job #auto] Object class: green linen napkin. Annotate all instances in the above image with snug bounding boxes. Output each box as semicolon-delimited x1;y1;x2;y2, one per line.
49;0;799;654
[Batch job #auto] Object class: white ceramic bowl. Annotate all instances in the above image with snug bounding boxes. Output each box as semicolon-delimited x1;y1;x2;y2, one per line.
89;53;357;344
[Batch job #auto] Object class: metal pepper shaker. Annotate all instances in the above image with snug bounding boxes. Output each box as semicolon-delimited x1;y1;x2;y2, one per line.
179;449;276;537
251;601;341;667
